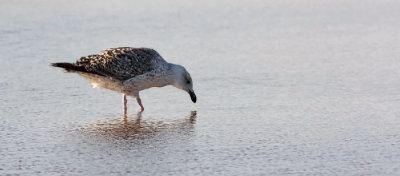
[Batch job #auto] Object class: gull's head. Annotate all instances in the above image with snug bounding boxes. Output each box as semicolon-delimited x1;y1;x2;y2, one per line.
171;64;196;103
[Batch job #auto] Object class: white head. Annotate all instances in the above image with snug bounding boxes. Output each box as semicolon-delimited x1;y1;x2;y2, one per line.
170;64;196;103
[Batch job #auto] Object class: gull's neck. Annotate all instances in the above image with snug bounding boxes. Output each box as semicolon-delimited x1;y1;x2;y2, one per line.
165;63;183;87
147;63;179;88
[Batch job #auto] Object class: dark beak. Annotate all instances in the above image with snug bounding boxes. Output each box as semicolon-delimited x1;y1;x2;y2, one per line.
189;90;197;103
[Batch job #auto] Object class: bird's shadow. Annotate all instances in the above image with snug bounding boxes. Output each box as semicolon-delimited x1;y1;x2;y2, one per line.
82;111;197;141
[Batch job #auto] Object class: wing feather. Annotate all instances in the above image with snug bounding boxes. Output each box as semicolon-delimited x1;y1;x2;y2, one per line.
75;47;166;80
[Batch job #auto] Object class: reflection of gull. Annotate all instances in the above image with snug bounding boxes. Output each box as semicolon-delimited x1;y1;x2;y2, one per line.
86;111;197;141
51;47;197;114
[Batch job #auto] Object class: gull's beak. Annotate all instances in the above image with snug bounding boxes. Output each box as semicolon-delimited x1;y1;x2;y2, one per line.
189;90;197;103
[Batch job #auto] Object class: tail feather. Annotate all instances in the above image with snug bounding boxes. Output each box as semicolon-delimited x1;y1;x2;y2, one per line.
51;62;85;72
51;62;103;76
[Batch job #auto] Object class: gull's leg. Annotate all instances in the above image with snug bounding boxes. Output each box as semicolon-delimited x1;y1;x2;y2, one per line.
136;96;144;112
131;92;144;112
122;94;127;115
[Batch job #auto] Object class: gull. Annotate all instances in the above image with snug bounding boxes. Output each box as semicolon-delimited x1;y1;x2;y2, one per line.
51;47;196;114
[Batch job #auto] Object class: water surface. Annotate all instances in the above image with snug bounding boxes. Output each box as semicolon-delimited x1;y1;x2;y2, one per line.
1;0;400;175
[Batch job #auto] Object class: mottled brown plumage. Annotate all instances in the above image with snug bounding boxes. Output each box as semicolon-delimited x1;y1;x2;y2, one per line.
74;47;167;80
52;47;196;113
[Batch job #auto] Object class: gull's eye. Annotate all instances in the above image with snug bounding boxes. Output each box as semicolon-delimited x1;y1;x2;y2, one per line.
185;76;191;84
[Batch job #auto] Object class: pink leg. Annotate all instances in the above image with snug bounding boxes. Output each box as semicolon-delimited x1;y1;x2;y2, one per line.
136;97;144;112
122;94;127;115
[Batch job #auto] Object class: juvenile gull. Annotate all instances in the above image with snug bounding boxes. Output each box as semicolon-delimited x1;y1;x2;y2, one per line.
51;47;196;113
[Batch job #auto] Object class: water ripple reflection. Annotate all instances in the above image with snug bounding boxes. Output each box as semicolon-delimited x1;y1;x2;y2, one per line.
79;111;197;142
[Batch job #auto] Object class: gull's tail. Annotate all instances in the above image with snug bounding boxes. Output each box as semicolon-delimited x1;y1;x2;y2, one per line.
51;62;106;76
51;62;87;72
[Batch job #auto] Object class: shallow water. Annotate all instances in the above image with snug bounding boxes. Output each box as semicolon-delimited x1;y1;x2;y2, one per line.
1;0;400;175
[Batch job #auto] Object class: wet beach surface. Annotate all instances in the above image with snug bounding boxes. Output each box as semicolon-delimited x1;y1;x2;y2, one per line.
1;0;400;175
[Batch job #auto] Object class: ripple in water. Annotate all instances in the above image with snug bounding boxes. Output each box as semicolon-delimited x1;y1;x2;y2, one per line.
77;111;197;142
